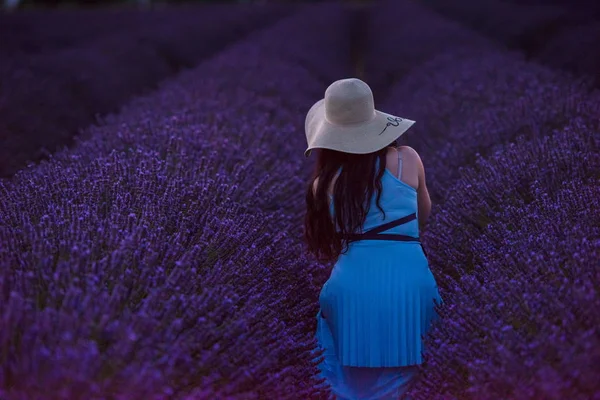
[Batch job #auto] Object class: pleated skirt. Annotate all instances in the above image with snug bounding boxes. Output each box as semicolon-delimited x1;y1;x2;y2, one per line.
314;241;442;398
314;308;420;400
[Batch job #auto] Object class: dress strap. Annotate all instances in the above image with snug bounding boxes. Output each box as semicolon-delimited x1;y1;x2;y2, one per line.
343;213;419;243
397;149;403;179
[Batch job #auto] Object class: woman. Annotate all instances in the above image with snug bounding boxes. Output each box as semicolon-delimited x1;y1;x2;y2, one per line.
304;78;443;399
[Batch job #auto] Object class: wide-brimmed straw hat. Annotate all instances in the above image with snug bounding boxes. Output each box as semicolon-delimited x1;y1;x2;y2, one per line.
304;78;415;157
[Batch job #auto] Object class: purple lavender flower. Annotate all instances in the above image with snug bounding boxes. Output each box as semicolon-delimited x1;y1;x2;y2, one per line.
0;4;352;398
408;180;600;399
406;126;600;399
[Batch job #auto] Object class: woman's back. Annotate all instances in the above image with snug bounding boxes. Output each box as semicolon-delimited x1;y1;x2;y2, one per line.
318;146;431;235
318;147;442;368
336;147;420;239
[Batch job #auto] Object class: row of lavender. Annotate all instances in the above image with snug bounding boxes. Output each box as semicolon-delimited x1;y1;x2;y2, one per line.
0;4;353;398
366;1;599;398
0;6;176;57
0;3;292;178
502;0;600;18
419;0;600;88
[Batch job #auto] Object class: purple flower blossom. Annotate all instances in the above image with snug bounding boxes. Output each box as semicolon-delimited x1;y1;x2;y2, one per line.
0;4;352;398
406;128;600;399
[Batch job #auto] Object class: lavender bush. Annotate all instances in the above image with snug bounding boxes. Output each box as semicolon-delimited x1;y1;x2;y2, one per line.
28;5;351;219
423;122;599;283
0;147;324;399
406;127;600;399
0;4;353;398
381;49;598;198
0;3;291;178
0;160;318;397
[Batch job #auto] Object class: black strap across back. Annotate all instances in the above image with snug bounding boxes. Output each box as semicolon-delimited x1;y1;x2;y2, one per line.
342;212;420;244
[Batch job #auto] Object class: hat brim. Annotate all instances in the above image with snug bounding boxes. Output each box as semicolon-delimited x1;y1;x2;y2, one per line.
304;99;416;158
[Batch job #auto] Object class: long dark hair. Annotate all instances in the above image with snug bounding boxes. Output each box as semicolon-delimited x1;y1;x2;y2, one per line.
304;143;396;262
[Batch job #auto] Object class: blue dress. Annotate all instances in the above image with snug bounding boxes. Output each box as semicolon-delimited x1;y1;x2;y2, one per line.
313;159;443;400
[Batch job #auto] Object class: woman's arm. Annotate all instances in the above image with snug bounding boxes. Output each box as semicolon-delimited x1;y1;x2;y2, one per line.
414;151;431;234
397;146;432;234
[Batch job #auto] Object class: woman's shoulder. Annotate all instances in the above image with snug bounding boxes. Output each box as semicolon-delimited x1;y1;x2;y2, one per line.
386;146;425;191
387;145;423;165
396;145;419;158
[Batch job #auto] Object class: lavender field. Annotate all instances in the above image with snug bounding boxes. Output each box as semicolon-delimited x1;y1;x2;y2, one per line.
0;0;599;399
419;0;600;88
0;3;293;178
